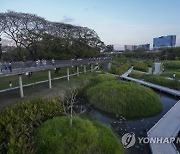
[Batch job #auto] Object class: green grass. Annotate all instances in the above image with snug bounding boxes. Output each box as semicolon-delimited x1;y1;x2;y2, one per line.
161;71;180;80
86;80;162;118
0;67;86;90
110;60;152;75
129;71;180;90
0;98;63;153
89;73;116;85
110;63;131;75
133;61;149;72
163;60;180;70
33;116;124;154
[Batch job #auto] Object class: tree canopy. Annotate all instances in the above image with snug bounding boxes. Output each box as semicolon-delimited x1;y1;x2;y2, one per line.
0;11;105;60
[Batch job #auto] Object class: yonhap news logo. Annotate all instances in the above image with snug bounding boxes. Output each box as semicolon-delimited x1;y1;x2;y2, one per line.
121;132;136;148
122;132;180;149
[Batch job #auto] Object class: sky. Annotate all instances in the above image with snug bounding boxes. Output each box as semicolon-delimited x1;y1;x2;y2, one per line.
0;0;180;49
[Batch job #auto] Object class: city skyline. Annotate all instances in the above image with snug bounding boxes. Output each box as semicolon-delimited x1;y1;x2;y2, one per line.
0;0;180;49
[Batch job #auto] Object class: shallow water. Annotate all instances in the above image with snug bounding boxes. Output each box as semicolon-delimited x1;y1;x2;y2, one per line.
79;91;179;154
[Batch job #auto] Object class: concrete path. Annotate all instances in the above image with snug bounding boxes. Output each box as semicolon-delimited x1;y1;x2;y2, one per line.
120;68;180;97
122;76;180;97
147;100;180;154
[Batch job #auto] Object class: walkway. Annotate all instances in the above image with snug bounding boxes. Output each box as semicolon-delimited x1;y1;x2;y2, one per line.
147;100;180;154
120;68;180;97
120;68;180;154
0;58;111;77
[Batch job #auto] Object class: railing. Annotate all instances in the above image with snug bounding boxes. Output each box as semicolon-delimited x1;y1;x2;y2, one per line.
0;57;112;77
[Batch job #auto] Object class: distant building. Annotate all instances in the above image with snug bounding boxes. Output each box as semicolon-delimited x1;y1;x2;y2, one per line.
153;35;176;49
124;44;150;51
124;45;138;51
105;45;114;52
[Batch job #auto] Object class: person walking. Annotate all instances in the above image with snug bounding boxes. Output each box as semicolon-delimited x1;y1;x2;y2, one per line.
8;61;12;72
0;61;2;73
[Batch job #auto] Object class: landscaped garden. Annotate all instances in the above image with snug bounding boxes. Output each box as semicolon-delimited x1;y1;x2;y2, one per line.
129;71;180;90
85;74;162;118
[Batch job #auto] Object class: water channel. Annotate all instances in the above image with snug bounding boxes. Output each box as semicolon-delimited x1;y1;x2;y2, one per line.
76;91;179;154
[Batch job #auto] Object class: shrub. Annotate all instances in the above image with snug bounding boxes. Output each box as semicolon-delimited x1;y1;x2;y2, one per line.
110;63;131;75
86;80;162;118
129;71;146;79
90;74;116;85
145;75;180;90
33;116;124;154
133;62;149;72
0;98;63;153
161;72;180;80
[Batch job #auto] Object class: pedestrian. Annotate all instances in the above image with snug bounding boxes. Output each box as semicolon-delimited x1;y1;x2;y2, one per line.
173;73;176;80
9;81;12;88
52;59;55;66
0;61;2;73
8;61;12;72
36;60;39;67
4;62;8;71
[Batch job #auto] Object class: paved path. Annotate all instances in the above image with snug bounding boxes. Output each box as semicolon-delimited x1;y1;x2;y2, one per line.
147;100;180;154
120;68;180;97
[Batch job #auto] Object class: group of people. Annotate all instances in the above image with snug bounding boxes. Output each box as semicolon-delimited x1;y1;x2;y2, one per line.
35;59;47;67
35;59;55;67
0;61;12;73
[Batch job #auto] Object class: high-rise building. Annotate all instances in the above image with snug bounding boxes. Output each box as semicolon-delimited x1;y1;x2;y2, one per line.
153;35;176;49
124;44;150;51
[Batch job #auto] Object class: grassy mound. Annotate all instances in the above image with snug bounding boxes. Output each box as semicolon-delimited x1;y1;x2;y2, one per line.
0;98;63;153
90;74;116;84
87;80;162;118
33;116;124;154
110;63;131;75
133;62;149;72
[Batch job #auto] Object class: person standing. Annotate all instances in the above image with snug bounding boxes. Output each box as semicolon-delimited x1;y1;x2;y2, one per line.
173;73;176;80
8;61;12;72
9;81;12;88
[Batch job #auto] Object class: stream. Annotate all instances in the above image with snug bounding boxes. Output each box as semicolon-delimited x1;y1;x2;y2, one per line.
76;91;179;154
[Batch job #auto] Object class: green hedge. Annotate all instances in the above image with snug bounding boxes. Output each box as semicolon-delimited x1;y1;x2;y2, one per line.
163;61;180;70
161;72;180;80
33;116;124;154
90;74;116;85
87;80;162;118
110;63;131;75
133;62;149;72
0;98;63;153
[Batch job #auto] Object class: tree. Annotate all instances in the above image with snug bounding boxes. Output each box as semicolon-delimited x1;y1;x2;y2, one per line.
62;87;85;127
0;11;105;60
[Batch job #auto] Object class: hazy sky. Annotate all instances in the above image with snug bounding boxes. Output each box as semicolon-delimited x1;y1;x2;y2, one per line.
1;0;180;49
